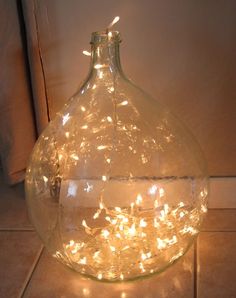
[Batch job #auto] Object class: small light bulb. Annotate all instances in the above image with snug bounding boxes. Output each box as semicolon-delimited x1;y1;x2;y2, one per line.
136;194;143;205
101;229;110;239
42;176;48;183
102;175;107;181
62;113;70;126
107;116;112;122
107;16;120;29
82;50;91;56
139;218;147;228
97;145;107;150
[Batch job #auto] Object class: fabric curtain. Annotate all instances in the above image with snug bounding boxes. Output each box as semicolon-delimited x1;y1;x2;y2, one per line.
0;0;37;184
21;0;49;134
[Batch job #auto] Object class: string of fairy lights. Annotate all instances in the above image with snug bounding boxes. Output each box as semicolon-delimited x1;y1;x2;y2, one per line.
50;17;208;281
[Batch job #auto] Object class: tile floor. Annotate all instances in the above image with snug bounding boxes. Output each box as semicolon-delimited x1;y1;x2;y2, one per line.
0;176;236;298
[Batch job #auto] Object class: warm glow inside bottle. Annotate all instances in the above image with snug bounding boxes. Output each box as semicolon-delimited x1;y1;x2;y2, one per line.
25;30;208;281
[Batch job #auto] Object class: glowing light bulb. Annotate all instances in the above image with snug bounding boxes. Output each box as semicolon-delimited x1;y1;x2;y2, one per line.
102;175;107;181
140;218;147;228
62;113;70;125
120;100;128;106
157;238;167;249
159;188;165;197
136;194;143;205
107;116;113;122
70;153;79;160
93;209;101;219
82;220;89;229
107;16;120;29
82;50;91;56
97;145;107;150
101;229;110;239
42;176;48;183
94;64;104;69
79;257;87;264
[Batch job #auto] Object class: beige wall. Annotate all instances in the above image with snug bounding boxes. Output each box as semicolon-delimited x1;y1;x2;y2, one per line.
26;0;236;176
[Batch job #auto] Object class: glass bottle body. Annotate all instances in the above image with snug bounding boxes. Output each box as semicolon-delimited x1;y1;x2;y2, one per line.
25;31;208;281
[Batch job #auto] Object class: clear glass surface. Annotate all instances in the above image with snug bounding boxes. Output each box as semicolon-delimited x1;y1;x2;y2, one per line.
25;31;208;281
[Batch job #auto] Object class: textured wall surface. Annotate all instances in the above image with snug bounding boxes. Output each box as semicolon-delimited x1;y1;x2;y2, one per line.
24;0;236;176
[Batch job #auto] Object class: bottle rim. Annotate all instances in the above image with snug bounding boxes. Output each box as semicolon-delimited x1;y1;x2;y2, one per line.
90;30;121;45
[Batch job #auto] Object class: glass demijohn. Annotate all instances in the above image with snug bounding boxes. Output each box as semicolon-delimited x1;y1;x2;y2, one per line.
25;30;208;282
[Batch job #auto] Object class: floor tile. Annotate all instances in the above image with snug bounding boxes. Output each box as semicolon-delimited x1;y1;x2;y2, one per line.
0;231;43;298
0;175;32;230
197;232;236;298
201;209;236;232
24;246;194;298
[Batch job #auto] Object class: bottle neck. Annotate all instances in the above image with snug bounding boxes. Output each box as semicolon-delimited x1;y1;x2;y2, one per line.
89;31;123;80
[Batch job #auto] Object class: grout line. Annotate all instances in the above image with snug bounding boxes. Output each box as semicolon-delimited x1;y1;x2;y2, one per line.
18;246;44;298
208;207;236;211
201;230;236;233
0;228;34;232
209;175;236;178
208;208;236;211
193;240;198;298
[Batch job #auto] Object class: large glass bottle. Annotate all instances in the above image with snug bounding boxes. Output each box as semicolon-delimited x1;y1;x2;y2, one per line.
25;30;208;282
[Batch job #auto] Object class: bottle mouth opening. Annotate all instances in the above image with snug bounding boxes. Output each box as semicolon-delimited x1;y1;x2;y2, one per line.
90;31;121;45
